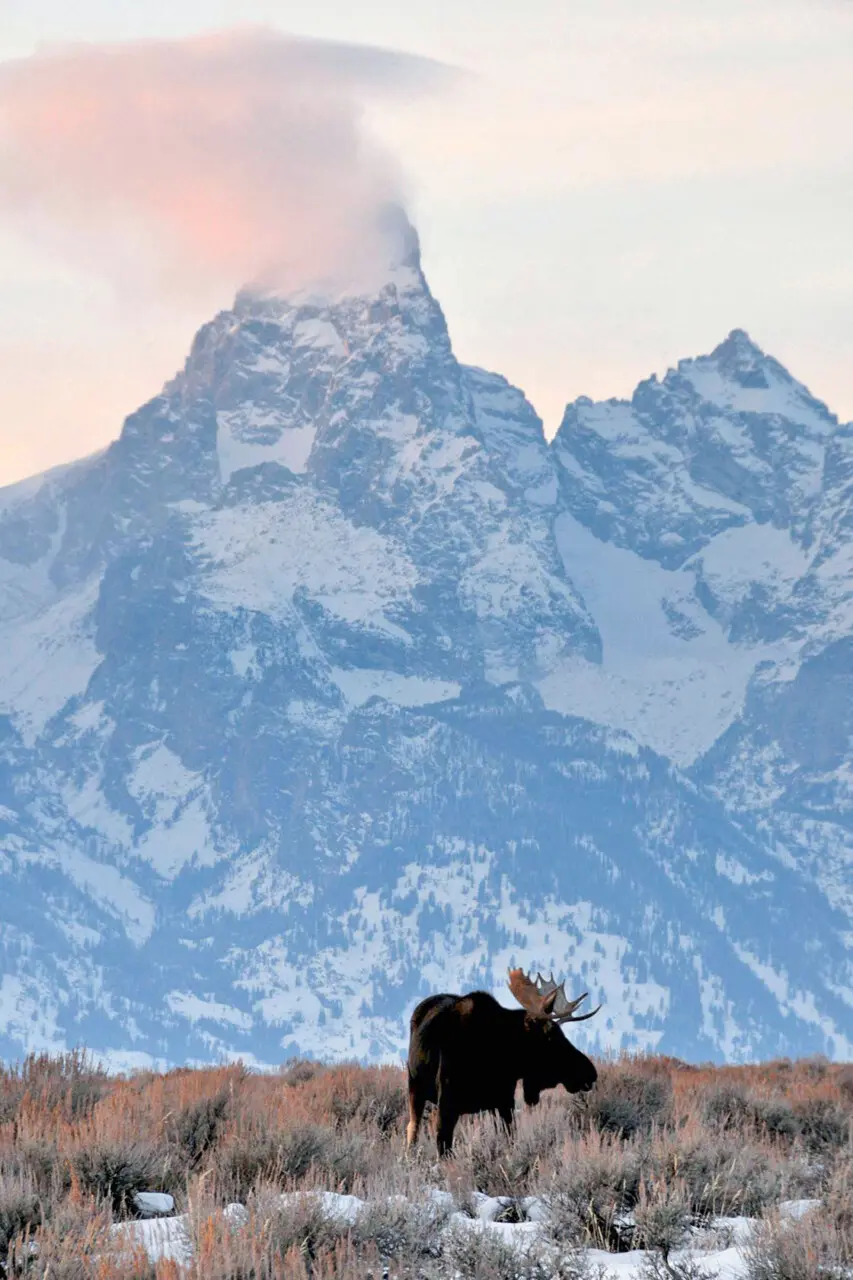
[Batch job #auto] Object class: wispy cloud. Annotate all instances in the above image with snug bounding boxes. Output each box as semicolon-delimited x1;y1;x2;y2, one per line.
0;28;449;301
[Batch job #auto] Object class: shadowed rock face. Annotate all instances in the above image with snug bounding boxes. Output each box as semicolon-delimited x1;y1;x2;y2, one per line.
552;329;837;573
1;226;852;1069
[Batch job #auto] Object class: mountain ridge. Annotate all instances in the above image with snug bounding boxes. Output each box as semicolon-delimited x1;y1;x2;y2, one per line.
1;228;852;1068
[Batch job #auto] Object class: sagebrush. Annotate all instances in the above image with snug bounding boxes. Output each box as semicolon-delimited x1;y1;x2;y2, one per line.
0;1051;852;1276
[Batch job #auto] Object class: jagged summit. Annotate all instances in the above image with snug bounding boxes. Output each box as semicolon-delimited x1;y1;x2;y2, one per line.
559;329;818;425
710;327;765;361
700;327;780;390
232;203;426;316
675;329;837;427
1;237;852;1069
553;327;841;572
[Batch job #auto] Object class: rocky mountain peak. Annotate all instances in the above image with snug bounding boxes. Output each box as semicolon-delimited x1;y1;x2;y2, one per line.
1;238;853;1070
709;327;768;376
670;329;836;433
553;328;841;573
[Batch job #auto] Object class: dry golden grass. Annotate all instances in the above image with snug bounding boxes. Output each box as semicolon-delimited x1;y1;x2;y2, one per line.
0;1050;851;1276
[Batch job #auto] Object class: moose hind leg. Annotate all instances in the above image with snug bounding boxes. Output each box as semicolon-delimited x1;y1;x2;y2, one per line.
406;1074;431;1149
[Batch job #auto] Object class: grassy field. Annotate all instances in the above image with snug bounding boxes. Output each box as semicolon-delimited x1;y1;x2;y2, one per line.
1;1050;852;1277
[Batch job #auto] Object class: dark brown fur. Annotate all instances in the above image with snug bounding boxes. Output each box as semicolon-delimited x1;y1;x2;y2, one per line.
406;990;597;1155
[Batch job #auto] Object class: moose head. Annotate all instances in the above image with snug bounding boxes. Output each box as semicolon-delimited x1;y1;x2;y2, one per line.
507;967;600;1104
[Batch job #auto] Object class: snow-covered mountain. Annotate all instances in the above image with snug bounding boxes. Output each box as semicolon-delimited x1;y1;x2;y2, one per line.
2;223;852;1068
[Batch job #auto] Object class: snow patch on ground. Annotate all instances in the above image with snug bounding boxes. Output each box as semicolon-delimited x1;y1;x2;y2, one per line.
115;1188;825;1277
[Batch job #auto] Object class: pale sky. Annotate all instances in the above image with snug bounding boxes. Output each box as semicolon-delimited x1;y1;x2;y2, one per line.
0;0;851;487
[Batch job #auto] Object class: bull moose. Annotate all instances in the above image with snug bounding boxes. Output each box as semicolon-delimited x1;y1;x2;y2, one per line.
406;968;600;1155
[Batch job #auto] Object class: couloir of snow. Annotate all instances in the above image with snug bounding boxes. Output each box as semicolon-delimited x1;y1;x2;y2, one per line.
539;514;811;766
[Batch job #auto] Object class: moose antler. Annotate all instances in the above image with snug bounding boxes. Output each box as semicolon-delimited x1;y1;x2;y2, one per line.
534;971;602;1023
507;968;601;1023
508;967;553;1016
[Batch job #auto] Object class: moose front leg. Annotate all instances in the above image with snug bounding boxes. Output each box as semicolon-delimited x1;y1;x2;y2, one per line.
406;1076;428;1149
435;1102;459;1157
435;1066;460;1156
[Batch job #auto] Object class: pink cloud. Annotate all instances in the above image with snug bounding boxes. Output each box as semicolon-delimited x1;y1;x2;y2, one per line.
0;28;447;300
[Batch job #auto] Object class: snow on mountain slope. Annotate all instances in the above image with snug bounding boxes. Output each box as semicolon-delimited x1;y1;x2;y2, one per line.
554;330;835;571
537;513;796;765
193;489;419;637
551;331;853;948
547;331;839;763
1;227;852;1068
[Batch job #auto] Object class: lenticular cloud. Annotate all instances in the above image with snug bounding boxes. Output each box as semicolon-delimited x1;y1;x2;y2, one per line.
0;28;445;300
